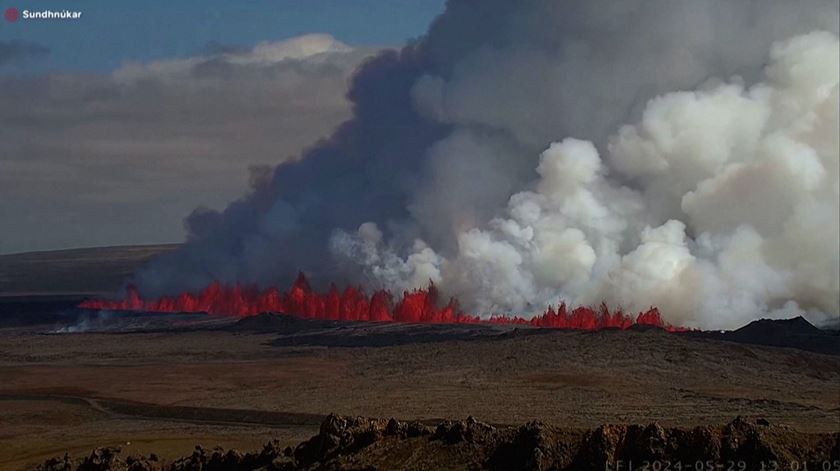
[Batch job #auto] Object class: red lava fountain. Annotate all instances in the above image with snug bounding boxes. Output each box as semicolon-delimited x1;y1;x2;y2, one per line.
79;273;685;332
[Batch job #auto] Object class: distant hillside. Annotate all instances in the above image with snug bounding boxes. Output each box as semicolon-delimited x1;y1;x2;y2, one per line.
690;316;840;356
0;244;178;296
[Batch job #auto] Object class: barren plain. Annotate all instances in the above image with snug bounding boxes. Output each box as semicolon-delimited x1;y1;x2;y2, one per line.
1;311;839;469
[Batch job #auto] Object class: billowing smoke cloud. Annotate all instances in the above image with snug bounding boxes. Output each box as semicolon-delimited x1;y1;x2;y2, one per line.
138;0;839;329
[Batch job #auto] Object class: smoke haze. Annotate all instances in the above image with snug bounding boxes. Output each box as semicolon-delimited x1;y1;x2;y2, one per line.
138;0;840;329
0;34;371;253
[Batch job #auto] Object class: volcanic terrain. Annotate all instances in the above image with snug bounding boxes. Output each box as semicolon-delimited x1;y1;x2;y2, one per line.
1;247;838;470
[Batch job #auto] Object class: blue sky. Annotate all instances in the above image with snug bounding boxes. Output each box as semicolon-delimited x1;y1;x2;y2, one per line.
0;0;446;71
0;0;449;254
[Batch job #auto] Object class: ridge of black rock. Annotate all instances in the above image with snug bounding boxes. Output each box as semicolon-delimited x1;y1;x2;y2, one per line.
34;414;840;471
227;312;345;333
691;316;840;356
733;316;823;337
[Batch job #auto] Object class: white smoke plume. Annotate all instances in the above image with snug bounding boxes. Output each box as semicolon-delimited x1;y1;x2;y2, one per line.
138;1;839;330
336;31;839;329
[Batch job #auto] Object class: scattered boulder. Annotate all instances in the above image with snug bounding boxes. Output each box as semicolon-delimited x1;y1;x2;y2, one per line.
433;416;495;444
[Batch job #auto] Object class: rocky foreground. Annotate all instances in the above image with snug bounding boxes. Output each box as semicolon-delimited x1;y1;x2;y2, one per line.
36;415;839;470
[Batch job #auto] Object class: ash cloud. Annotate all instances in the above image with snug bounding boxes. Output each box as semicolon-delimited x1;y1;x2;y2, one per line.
138;0;839;330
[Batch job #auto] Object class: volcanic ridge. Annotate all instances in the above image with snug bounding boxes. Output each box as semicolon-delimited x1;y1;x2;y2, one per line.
35;414;840;471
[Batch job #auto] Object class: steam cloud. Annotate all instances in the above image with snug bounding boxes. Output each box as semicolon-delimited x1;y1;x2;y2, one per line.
138;0;840;329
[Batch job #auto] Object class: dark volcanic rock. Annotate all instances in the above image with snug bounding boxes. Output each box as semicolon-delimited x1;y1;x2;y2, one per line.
36;447;155;471
233;312;532;348
734;316;823;337
294;414;388;463
690;316;840;356
228;312;340;333
433;416;496;444
35;415;840;471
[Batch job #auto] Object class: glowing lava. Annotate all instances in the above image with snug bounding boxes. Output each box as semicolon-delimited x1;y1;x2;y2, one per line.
79;273;686;331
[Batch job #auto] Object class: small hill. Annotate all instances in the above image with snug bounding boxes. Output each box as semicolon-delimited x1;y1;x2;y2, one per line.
0;244;178;296
732;316;824;338
694;316;840;356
